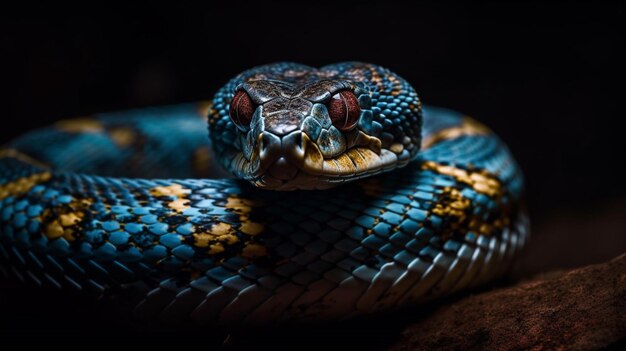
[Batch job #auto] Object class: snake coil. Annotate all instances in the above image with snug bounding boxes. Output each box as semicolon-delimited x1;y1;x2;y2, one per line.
0;62;528;324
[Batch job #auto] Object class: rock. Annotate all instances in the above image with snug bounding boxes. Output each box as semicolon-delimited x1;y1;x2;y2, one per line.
388;253;626;351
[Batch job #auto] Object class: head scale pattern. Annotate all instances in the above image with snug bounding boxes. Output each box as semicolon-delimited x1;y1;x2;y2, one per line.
208;62;422;190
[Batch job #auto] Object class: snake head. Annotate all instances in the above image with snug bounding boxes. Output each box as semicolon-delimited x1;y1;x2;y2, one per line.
209;62;422;190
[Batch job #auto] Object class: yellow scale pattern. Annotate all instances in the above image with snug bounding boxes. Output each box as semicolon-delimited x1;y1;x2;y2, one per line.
149;184;267;258
42;198;93;241
422;117;491;150
422;161;510;238
0;172;51;200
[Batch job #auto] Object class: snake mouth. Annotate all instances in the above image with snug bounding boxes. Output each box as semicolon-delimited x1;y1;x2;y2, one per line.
244;130;411;190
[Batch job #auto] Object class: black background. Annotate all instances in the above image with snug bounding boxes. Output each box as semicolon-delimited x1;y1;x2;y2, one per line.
1;2;625;346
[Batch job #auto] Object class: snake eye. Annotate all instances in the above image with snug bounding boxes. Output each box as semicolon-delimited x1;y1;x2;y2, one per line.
229;90;256;128
327;91;360;132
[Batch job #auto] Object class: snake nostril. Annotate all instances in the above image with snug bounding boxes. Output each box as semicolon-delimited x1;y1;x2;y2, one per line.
259;132;282;168
261;132;277;151
281;130;304;159
292;131;302;148
261;134;268;152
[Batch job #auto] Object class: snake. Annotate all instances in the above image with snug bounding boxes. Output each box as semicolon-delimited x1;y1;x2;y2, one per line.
0;62;528;325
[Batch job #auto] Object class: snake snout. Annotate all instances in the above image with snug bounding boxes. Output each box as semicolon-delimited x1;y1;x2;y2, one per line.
258;130;302;178
267;157;298;180
253;129;327;189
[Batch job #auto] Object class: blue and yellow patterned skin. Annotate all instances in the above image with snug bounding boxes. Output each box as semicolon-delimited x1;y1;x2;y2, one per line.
0;62;527;324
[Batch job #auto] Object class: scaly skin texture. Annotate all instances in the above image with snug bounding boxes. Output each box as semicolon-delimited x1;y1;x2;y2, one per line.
209;62;422;190
0;62;527;324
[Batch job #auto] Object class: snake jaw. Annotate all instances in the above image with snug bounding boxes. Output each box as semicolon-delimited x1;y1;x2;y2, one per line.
230;104;405;190
241;97;390;189
246;127;394;190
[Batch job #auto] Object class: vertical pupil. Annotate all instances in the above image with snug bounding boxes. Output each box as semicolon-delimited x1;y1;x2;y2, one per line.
333;93;347;118
230;91;254;127
236;95;244;120
329;93;347;127
328;91;359;132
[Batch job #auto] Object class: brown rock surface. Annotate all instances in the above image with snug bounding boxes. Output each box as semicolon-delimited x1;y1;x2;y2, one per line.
388;253;626;351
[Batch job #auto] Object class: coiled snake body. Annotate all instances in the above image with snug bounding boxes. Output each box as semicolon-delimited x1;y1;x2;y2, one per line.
0;62;528;324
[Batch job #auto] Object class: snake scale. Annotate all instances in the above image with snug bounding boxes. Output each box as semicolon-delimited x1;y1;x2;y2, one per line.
0;62;528;324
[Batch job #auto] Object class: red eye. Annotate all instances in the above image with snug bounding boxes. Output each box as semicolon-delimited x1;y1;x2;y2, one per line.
229;90;255;128
327;91;360;132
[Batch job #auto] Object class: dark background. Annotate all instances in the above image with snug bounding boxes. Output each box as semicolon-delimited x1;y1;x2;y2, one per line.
1;2;625;346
